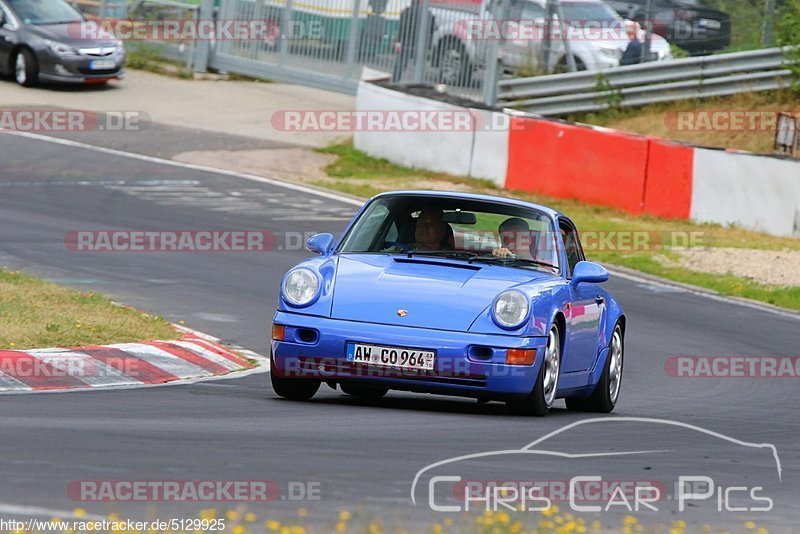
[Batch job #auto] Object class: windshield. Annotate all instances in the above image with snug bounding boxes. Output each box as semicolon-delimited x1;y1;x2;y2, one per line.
8;0;82;25
338;195;560;274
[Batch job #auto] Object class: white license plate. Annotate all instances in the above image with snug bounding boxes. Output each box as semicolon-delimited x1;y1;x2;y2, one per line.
90;59;116;70
346;343;435;371
698;18;721;30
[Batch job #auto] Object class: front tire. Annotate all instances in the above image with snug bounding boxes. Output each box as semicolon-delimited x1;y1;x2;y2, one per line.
553;55;586;74
566;322;624;413
507;324;561;416
15;48;39;87
271;372;320;401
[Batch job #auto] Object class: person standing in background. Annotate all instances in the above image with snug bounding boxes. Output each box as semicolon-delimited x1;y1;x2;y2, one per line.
620;20;643;66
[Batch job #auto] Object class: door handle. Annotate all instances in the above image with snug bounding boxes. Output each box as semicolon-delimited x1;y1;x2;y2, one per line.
595;295;605;304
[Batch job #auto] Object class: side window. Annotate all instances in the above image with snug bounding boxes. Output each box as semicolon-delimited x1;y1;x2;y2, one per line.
343;204;390;252
385;222;398;243
559;219;585;277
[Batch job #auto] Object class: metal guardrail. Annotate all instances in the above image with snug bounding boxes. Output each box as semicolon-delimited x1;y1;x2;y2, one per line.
497;47;796;116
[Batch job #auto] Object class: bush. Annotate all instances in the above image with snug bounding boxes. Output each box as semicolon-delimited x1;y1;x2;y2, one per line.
775;0;800;91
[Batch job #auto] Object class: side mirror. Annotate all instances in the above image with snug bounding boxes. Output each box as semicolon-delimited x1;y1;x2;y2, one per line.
570;261;609;286
306;233;334;256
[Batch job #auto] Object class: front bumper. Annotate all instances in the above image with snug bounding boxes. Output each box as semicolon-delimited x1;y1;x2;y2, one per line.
38;49;125;84
272;311;547;401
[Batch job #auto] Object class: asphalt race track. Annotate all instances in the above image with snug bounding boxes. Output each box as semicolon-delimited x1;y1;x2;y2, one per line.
1;131;798;530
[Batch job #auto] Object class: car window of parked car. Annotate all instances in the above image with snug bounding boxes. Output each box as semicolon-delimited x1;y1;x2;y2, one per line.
0;1;15;26
505;0;542;20
8;0;82;25
560;2;622;23
522;1;545;20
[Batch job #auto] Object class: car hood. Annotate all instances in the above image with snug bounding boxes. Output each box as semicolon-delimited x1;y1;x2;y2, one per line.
25;22;119;48
331;255;550;331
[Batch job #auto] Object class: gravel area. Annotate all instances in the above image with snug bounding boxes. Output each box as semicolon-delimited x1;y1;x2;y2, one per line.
675;248;800;287
173;148;335;183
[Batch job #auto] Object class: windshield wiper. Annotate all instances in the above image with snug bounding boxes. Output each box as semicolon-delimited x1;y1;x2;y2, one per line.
406;250;479;262
474;257;559;271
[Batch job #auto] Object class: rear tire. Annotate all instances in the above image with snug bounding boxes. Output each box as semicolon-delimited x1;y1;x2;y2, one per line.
14;48;38;87
507;324;561;416
340;383;388;399
271;372;320;401
566;322;623;413
435;40;472;87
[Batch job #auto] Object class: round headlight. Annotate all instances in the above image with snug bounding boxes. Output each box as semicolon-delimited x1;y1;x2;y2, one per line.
492;290;530;329
282;268;320;307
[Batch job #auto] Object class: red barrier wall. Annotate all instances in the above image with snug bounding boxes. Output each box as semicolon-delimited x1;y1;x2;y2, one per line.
506;117;650;214
642;139;694;219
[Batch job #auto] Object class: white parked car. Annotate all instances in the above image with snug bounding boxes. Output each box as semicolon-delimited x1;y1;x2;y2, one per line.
429;0;673;85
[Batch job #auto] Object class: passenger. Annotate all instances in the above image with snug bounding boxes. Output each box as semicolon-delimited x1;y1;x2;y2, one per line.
492;218;533;259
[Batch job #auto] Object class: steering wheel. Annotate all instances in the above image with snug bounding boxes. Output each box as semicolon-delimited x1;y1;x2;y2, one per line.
383;241;412;252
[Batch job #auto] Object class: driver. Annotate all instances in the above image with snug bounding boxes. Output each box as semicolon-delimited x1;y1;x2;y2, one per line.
412;208;448;251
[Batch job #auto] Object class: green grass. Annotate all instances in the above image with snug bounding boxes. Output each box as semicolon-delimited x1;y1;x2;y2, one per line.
313;141;800;312
570;90;800;155
125;44;194;79
0;268;178;350
317;143;498;189
601;253;800;310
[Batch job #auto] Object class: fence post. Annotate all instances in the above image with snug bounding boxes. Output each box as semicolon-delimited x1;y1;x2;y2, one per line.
412;0;431;83
344;0;361;76
642;0;654;63
279;0;293;64
193;0;214;72
483;0;508;105
762;0;775;47
554;0;576;72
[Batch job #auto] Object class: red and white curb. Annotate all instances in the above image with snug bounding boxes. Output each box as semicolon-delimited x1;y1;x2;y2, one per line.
0;328;268;394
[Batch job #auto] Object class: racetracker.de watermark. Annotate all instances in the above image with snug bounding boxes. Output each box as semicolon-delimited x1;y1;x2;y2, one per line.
68;19;322;41
270;110;528;132
453;18;712;41
0;110;148;132
665;356;800;378
0;356;138;378
65;230;280;252
455;19;631;41
664;110;800;132
67;480;321;502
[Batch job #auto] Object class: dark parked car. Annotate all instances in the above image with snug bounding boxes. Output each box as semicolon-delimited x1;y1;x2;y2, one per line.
0;0;124;86
606;0;730;54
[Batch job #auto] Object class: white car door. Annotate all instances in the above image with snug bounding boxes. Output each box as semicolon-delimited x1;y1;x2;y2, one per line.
499;0;547;72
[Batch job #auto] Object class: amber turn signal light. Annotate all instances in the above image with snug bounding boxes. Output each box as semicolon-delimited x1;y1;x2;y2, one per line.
506;348;537;365
272;323;285;341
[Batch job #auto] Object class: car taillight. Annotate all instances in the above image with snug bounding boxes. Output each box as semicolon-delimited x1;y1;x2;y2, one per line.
272;323;285;341
506;348;537;365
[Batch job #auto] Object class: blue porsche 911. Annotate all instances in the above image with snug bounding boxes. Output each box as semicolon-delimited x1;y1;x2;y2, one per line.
270;191;625;416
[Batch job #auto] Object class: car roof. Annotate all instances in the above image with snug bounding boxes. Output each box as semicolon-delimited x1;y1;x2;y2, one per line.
371;190;564;220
